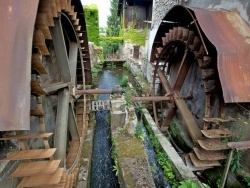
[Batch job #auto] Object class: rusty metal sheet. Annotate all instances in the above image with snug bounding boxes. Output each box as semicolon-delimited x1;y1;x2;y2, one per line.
0;0;39;130
191;8;250;103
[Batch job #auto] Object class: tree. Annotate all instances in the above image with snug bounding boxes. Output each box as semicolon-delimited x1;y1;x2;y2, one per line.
107;0;120;37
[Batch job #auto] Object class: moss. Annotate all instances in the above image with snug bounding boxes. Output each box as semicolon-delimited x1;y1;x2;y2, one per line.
117;136;145;160
81;142;92;158
83;5;100;45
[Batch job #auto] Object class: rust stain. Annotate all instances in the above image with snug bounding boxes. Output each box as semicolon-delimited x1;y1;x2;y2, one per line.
192;8;250;103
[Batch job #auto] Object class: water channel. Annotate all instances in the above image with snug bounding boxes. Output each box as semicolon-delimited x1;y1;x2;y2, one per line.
90;67;170;188
90;68;126;188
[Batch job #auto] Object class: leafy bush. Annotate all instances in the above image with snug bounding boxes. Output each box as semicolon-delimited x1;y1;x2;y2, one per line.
120;75;128;87
178;179;199;188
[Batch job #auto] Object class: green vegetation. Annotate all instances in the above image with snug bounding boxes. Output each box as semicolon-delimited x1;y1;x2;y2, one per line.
134;121;146;140
178;179;199;188
118;127;127;136
122;28;147;46
107;0;120;37
105;113;110;124
124;87;134;106
243;176;250;187
83;4;100;45
120;75;128;87
100;0;122;58
100;37;124;43
92;63;103;82
111;136;119;176
94;46;104;63
145;124;179;187
230;150;243;173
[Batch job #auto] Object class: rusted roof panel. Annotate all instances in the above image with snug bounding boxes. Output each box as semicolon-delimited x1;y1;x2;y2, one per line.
192;8;250;103
0;0;39;130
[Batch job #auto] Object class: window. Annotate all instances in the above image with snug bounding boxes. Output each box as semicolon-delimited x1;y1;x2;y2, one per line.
133;46;140;59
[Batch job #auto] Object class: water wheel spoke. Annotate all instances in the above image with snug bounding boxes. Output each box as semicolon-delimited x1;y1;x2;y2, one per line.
161;103;177;131
68;102;80;141
173;91;203;142
173;48;190;91
69;42;78;84
51;17;72;82
54;89;70;167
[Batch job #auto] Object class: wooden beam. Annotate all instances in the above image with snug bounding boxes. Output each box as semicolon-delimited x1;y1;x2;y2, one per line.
51;18;72;82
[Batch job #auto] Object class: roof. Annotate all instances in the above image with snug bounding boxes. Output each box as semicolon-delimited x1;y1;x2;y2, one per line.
192;7;250;103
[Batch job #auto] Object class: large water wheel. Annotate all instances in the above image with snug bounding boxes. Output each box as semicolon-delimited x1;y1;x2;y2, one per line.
0;0;91;187
150;5;250;171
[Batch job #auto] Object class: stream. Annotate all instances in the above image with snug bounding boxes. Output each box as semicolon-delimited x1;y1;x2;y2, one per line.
90;68;125;188
90;67;170;188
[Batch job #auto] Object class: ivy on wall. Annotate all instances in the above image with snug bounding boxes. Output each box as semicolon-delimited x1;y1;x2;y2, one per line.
122;28;147;46
100;37;124;43
83;4;100;46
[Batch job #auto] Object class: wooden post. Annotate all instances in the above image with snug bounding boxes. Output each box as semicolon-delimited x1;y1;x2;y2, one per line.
219;149;234;188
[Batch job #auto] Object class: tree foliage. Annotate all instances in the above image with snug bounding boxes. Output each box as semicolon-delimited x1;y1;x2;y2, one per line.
107;0;120;37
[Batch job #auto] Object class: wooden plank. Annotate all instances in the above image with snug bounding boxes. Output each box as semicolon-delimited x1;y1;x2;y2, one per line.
3;148;57;160
172;49;190;90
33;30;50;55
201;128;233;139
32;53;48;74
184;155;213;171
189;152;221;168
228;140;250;150
193;147;226;161
31;81;48;96
203;117;235;124
44;174;66;188
38;0;55;26
10;160;60;177
161;103;177;131
55;0;61;12
35;13;52;39
219;149;234;188
198;139;229;151
30;109;44;117
157;69;171;94
174;91;203;142
0;133;53;141
17;168;63;188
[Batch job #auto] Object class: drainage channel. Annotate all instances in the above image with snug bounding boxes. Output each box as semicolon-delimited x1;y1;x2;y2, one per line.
90;68;126;188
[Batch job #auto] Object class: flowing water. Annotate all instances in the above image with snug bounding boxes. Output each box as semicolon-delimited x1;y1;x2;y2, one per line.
91;68;170;188
90;68;127;188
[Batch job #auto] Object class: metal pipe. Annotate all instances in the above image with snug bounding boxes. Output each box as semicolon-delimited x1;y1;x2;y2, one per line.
76;89;113;94
132;96;171;102
76;86;124;95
